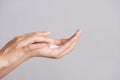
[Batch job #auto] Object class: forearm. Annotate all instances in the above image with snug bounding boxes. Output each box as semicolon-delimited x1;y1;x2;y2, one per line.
0;50;31;78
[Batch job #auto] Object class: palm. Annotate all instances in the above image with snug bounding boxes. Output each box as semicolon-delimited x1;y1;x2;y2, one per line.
32;39;66;57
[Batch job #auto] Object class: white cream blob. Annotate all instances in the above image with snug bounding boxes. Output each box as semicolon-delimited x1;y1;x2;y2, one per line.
49;44;60;49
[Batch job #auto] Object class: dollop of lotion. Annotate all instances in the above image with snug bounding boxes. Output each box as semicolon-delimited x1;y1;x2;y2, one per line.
49;44;60;49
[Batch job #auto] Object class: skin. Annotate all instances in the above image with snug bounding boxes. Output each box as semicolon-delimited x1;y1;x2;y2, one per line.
0;29;81;78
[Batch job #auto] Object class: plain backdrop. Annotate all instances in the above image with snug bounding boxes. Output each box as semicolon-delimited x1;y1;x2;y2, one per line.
0;0;120;80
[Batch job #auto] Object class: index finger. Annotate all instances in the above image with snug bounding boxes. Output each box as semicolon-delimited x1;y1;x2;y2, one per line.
54;29;81;55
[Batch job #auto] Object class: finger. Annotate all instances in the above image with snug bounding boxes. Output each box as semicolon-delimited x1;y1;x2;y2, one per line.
53;39;68;46
14;31;51;46
58;40;77;58
60;29;80;50
19;35;52;47
53;28;80;58
52;29;80;46
58;29;81;57
53;29;80;46
25;43;48;51
38;31;51;37
69;29;81;40
53;29;80;56
21;31;51;38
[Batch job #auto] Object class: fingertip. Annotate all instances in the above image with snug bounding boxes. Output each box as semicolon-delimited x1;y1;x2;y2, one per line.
38;31;51;36
69;28;80;40
77;28;82;33
75;28;82;37
69;29;81;41
42;31;51;35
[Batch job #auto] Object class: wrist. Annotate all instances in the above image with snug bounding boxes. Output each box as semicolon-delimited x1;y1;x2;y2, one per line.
0;48;31;68
0;51;9;69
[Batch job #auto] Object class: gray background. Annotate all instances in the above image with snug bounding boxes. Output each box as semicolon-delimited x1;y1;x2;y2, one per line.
0;0;120;80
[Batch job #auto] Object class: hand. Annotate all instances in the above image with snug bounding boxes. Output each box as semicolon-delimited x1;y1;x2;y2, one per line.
0;31;53;78
0;29;80;64
0;31;52;64
0;29;80;78
25;29;81;59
